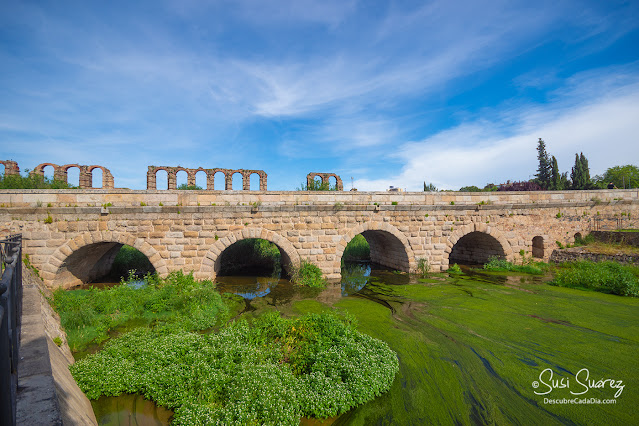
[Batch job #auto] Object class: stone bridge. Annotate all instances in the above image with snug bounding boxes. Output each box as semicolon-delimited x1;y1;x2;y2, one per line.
1;189;637;289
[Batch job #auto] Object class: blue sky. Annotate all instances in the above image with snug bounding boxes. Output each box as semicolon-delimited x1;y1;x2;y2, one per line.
1;0;638;191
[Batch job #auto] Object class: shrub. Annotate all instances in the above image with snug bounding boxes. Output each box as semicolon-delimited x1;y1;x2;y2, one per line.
70;312;399;425
292;260;326;288
483;256;544;275
417;258;429;276
448;263;462;274
51;271;228;351
177;184;202;190
550;261;639;297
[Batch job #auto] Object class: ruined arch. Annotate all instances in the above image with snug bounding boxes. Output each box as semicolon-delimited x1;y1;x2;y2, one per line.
306;172;344;191
46;231;168;289
0;160;19;176
88;165;114;189
446;223;513;266
337;222;415;272
199;228;300;279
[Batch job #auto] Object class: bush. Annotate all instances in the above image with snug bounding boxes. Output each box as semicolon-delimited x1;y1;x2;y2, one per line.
109;245;155;280
448;263;462;274
70;312;399;425
497;181;543;191
0;172;76;189
218;239;281;276
482;256;545;275
550;261;639;297
176;184;202;190
51;271;228;351
292;260;326;288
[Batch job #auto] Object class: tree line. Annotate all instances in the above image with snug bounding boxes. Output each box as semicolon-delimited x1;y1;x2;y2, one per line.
424;138;638;192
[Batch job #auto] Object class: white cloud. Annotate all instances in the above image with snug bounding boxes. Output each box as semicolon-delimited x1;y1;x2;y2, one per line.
355;75;639;191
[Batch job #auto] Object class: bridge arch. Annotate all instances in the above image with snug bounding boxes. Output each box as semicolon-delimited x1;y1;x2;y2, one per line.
336;221;416;273
45;231;168;289
446;223;513;267
199;228;300;278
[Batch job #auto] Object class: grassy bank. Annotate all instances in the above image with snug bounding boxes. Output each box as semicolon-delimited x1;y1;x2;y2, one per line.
550;260;639;296
342;234;370;262
51;271;229;352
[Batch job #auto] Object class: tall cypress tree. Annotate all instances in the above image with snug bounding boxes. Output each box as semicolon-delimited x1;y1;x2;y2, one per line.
550;156;561;190
571;153;584;189
580;153;591;188
535;138;551;189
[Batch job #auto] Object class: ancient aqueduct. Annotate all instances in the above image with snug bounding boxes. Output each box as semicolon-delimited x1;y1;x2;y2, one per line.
1;160;637;288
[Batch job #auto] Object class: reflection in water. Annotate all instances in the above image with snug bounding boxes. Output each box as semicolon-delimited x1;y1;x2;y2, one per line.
86;262;639;425
92;394;172;426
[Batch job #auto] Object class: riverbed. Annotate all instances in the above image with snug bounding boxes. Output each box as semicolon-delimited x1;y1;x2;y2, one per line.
89;263;638;425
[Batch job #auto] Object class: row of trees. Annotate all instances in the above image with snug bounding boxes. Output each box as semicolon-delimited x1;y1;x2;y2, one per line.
446;139;637;192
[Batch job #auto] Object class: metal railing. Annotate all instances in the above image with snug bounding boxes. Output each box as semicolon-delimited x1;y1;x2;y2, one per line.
0;234;21;426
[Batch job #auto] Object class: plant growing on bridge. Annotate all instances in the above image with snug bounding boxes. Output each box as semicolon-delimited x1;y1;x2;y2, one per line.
70;311;399;425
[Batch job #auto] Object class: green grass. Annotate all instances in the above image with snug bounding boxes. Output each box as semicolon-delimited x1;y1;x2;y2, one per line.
550;260;639;297
70;311;399;425
342;234;370;261
50;271;228;352
482;256;546;275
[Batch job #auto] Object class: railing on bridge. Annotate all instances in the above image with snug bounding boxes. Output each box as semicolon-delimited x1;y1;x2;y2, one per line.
0;234;21;426
590;215;638;231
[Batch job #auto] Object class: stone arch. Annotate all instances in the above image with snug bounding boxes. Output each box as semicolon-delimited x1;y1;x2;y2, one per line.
306;172;344;191
61;164;83;187
194;168;208;189
45;231;168;289
446;223;513;267
88;165;115;189
532;235;545;258
336;221;416;273
199;228;300;279
33;163;62;182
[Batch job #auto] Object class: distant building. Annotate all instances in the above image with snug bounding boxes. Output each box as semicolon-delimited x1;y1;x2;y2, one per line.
388;186;403;192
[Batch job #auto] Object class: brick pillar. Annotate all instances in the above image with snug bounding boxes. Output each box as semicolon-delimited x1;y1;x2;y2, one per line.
53;167;67;184
225;172;233;190
242;171;251;190
168;171;177;190
335;176;343;191
79;166;92;188
206;171;215;190
260;172;267;191
147;167;157;190
103;169;115;189
187;171;196;187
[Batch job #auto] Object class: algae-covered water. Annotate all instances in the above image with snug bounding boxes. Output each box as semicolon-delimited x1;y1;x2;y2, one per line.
90;263;638;425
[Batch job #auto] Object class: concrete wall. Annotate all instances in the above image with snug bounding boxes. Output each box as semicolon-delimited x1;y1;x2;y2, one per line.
1;189;637;288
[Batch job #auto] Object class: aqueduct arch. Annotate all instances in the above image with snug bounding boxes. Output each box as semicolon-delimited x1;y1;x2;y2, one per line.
198;228;300;279
306;173;343;191
46;231;168;289
336;222;416;273
446;223;513;266
31;163;114;189
147;166;268;190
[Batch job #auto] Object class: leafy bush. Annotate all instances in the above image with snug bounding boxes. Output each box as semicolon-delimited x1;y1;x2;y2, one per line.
550;261;639;297
483;256;544;275
177;184;203;190
417;258;429;275
51;271;228;351
448;263;462;274
0;172;76;189
109;245;155;280
70;312;399;425
573;233;595;246
292;260;326;288
342;234;370;261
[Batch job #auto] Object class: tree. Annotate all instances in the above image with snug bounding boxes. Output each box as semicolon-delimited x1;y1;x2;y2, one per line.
534;138;552;189
570;152;592;190
459;185;481;192
595;165;639;189
550;156;562;190
424;182;438;192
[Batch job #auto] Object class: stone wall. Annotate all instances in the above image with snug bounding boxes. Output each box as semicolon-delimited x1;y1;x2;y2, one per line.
550;248;639;265
147;166;267;191
0;189;637;287
590;231;639;246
